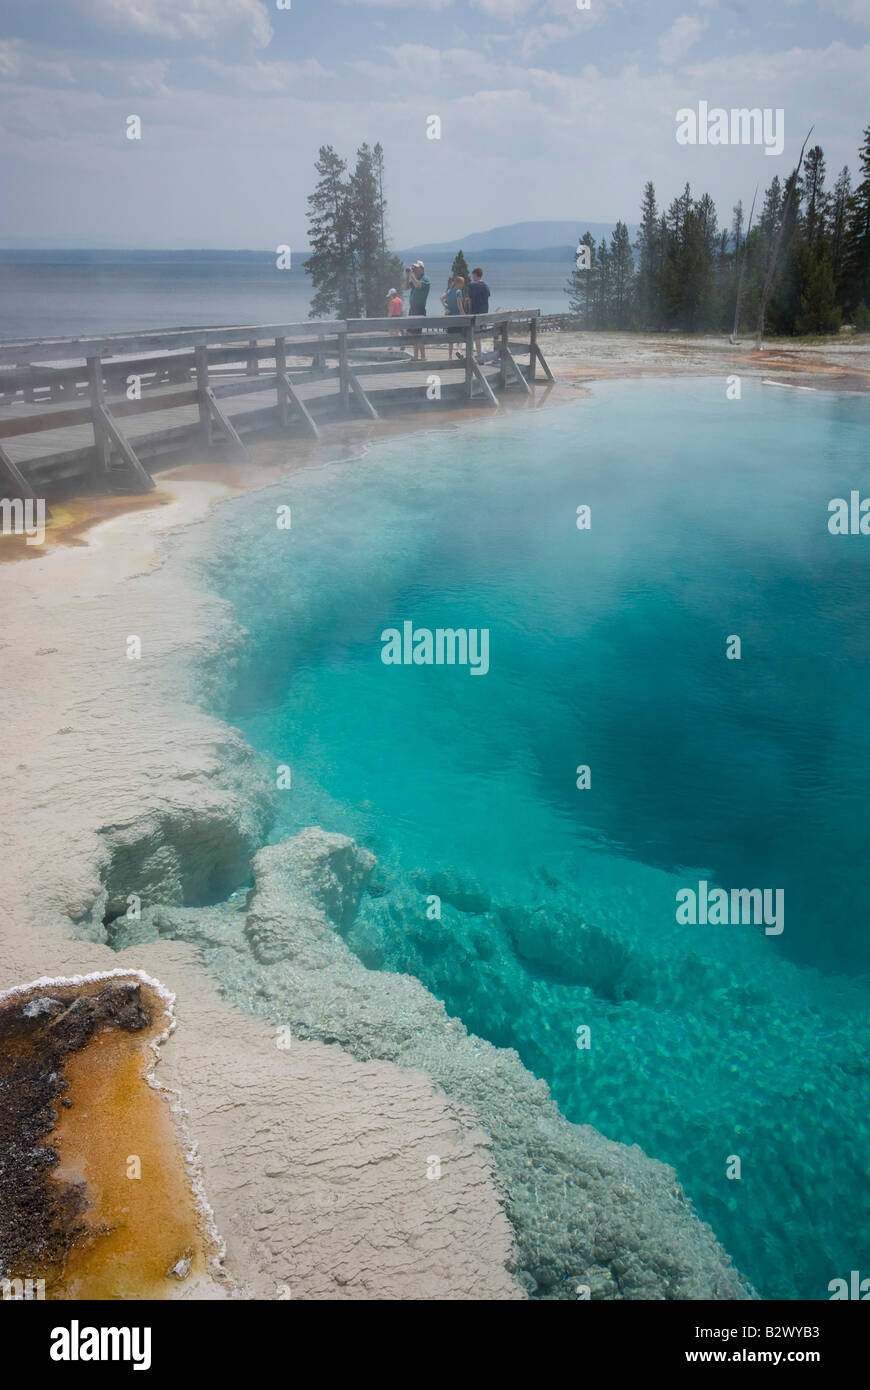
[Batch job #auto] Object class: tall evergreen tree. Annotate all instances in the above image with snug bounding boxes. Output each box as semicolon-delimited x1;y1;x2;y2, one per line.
802;145;829;251
797;255;842;334
371;142;404;309
759;176;783;262
634;182;662;328
595;237;613;327
830;165;853;286
565;232;597;324
841;124;870;314
350;143;382;317
451;249;472;305
609;221;635;327
304;145;358;319
305;142;404;319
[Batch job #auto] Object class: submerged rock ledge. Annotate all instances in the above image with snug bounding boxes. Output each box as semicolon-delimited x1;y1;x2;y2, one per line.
0;476;755;1299
115;827;755;1300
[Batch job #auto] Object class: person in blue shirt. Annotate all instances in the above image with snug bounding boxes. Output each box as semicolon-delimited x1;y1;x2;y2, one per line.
442;275;467;361
405;260;430;361
467;267;491;356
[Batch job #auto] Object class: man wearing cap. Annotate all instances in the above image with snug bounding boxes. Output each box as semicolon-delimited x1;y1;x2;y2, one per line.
405;260;430;361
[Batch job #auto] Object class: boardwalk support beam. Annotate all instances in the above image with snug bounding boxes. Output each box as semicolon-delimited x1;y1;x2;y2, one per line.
471;359;499;408
347;370;379;421
204;387;248;458
194;344;213;444
0;442;51;516
534;343;555;383
86;355;111;481
501;343;532;396
95;404;155;491
279;373;320;438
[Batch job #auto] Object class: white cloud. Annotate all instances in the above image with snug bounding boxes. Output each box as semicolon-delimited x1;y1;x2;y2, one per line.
0;38;168;94
0;41;23;79
819;0;870;25
76;0;273;47
199;57;329;93
658;15;709;63
471;0;540;17
337;0;454;8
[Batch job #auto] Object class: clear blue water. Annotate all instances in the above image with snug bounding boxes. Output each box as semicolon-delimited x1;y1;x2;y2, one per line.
200;378;870;1300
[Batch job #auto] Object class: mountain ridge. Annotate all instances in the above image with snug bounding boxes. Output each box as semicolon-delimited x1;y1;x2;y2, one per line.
400;219;639;256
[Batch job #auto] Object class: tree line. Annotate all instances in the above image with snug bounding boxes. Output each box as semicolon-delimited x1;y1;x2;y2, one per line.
566;124;870;336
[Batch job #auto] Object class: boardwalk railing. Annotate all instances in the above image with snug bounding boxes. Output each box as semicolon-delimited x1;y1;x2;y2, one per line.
0;310;553;501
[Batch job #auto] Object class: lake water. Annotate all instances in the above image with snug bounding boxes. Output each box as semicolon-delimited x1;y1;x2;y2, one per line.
0;250;573;340
198;377;870;1300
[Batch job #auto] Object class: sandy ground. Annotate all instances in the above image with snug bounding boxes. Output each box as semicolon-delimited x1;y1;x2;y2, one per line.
1;330;863;1300
543;329;870;392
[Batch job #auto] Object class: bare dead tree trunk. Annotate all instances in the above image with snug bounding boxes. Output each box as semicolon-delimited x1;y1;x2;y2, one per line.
755;126;814;350
730;185;758;343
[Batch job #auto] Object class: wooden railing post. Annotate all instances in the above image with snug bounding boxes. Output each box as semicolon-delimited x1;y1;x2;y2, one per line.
464;323;474;400
528;317;537;384
338;330;349;413
194;345;211;444
86;355;111;478
246;338;259;376
497;323;508;391
275;336;288;426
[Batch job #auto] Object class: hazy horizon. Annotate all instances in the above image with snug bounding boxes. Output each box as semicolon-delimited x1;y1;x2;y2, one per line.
1;1;867;252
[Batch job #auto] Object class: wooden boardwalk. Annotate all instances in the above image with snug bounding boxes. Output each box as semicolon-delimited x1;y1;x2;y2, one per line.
0;312;553;500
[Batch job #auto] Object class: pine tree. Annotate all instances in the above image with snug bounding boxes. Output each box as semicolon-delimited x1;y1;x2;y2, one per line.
565;232;597;324
451;249;472;307
304;146;358;319
830;166;853;287
350;143;382;316
634;182;662;328
841;124;870;315
609;221;635;327
595;238;612;327
305;142;404;319
373;144;405;312
797;255;842;334
802;146;829;251
766;170;805;335
759;176;783;262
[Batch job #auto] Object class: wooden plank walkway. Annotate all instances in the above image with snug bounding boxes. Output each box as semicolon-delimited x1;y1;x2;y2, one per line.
0;364;489;465
0;311;549;498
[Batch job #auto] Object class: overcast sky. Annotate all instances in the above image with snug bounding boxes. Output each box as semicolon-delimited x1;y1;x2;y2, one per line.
0;0;867;249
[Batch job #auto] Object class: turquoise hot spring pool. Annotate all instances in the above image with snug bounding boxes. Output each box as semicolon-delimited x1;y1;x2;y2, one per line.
197;376;870;1300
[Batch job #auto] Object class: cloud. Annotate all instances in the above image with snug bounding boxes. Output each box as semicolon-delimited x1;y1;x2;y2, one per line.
198;57;329;93
819;0;870;25
658;15;709;63
0;41;23;79
471;0;541;17
337;0;454;8
0;38;169;95
76;0;273;47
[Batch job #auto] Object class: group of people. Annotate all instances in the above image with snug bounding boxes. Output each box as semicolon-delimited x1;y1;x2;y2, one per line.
385;260;491;362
